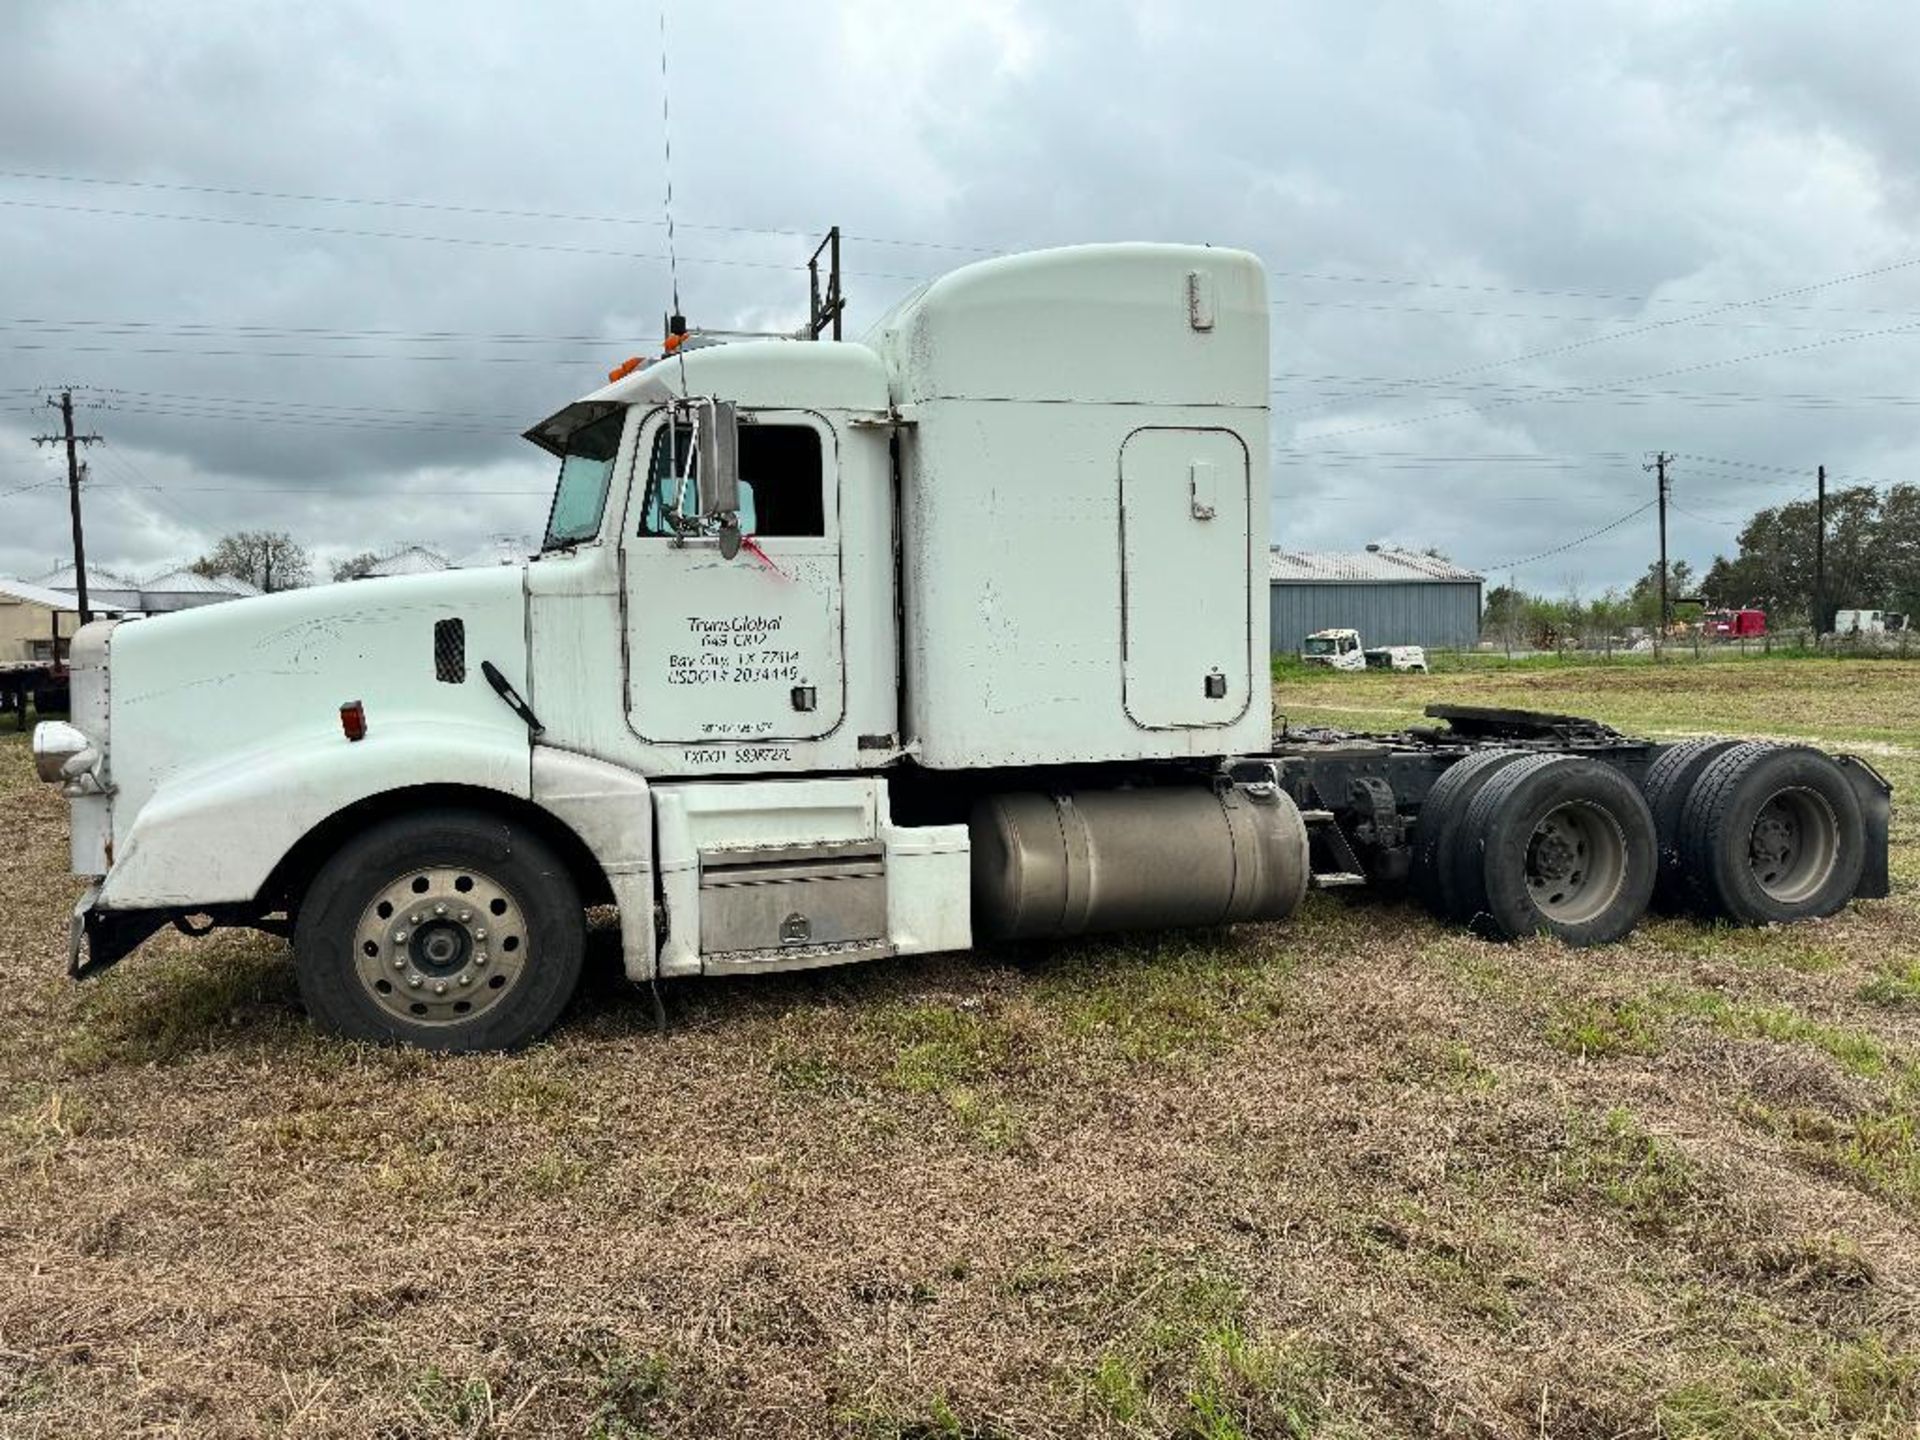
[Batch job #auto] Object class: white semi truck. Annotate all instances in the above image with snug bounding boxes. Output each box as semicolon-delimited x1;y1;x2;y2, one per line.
32;245;1892;1050
1300;628;1428;672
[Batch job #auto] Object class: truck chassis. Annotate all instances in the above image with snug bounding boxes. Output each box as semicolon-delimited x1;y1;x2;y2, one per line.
68;704;1894;1023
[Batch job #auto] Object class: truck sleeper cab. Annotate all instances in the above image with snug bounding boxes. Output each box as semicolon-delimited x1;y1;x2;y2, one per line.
33;244;1894;1051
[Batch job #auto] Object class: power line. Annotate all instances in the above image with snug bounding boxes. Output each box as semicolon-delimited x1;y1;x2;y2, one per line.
6;339;601;365
70;385;502;420
1475;500;1659;573
0;166;996;253
0;197;806;273
93;481;548;496
90;440;219;537
1673;451;1909;491
1287;316;1920;446
0;476;65;498
23;164;1920;300
1272;294;1920;328
75;403;497;435
1669;500;1744;528
3;317;667;346
1277;249;1920;427
1275;372;1920;412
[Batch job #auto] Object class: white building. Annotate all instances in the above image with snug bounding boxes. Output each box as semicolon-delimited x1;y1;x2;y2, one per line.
362;545;451;578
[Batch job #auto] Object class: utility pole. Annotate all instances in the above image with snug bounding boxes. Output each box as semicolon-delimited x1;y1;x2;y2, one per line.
1646;452;1673;635
1813;463;1827;640
32;390;103;624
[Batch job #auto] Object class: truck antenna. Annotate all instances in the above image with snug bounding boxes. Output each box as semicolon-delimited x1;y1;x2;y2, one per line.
657;3;690;393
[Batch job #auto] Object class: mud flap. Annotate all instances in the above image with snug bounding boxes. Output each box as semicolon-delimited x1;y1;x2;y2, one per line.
1836;755;1894;901
69;886;169;980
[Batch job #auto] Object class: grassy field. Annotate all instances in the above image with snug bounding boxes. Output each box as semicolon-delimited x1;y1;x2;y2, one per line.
1;657;1916;1438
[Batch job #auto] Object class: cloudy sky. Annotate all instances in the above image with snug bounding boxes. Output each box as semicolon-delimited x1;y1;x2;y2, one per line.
4;0;1918;594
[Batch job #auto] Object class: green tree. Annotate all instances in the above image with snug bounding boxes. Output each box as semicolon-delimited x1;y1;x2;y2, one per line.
1697;484;1898;629
332;551;382;582
1627;558;1694;628
192;531;312;592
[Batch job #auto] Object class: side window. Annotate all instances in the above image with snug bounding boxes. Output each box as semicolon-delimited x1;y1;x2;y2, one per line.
541;408;627;549
638;422;695;537
638;420;825;538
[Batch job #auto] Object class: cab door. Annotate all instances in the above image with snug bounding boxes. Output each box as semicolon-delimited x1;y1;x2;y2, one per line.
622;410;846;744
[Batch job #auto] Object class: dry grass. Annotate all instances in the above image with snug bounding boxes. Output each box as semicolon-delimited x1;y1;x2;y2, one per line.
1;658;1917;1437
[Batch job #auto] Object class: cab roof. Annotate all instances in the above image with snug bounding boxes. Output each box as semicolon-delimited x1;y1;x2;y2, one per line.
523;339;890;455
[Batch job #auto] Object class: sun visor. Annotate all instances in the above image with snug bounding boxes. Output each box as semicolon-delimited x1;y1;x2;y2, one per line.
522;399;625;457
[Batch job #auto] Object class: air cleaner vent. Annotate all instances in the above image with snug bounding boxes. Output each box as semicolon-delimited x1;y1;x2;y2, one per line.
434;619;466;683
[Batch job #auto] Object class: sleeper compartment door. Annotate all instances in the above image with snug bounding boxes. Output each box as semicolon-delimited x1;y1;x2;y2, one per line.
624;412;846;744
1118;426;1252;729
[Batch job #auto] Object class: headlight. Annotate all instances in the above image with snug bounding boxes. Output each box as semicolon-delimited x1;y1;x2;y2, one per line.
32;721;90;784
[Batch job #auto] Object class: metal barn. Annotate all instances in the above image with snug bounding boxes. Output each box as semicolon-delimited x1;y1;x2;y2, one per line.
1269;548;1484;653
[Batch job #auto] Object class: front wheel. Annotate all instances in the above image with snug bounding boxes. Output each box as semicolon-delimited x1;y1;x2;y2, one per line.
293;809;585;1051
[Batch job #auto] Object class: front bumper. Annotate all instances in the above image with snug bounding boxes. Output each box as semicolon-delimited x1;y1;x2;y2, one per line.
68;885;170;980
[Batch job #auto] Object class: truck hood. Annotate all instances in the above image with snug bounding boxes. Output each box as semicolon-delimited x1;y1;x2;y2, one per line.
102;566;533;848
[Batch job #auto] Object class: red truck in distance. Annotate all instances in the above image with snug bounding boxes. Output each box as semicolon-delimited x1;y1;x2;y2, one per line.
1704;608;1766;639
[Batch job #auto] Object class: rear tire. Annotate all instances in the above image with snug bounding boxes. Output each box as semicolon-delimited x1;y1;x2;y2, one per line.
293;808;585;1051
1410;749;1527;920
1453;754;1656;945
1677;743;1865;924
1641;738;1744;911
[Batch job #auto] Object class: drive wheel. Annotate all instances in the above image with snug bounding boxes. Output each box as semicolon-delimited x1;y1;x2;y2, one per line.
1641;738;1744;911
1454;754;1656;944
294;809;584;1051
1677;743;1865;924
1409;748;1527;920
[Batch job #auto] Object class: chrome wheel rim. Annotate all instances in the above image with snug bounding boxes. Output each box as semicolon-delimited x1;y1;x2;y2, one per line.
1524;800;1627;925
1748;787;1838;904
353;866;530;1026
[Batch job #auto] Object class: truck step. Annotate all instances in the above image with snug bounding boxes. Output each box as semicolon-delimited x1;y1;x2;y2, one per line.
1311;871;1368;889
702;938;895;976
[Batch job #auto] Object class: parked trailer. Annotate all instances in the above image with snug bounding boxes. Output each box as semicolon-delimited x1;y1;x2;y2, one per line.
32;244;1893;1050
1;660;65;729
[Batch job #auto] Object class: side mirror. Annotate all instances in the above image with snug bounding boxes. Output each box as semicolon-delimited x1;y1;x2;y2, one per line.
697;401;739;519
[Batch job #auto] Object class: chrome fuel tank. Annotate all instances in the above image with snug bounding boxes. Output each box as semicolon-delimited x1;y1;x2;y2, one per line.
968;784;1308;941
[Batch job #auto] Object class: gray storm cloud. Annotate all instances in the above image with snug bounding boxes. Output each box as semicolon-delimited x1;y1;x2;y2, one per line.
4;0;1918;592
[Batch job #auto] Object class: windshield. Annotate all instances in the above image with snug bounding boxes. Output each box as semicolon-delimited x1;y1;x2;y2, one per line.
541;408;627;550
1303;637;1337;656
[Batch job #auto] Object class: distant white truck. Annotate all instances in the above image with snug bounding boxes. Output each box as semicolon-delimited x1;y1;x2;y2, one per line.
1300;628;1428;672
1833;609;1908;637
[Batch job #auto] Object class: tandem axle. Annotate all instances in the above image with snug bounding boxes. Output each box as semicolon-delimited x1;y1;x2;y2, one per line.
1257;705;1891;943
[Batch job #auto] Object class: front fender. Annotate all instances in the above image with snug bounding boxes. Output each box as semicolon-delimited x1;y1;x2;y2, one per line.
100;722;531;909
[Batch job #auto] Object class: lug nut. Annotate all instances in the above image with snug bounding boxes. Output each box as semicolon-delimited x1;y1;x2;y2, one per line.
433;982;447;996
392;957;406;970
407;975;423;989
458;974;472;987
393;929;408;943
474;953;488;967
474;928;487;941
410;912;424;925
434;904;446;916
458;910;472;923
